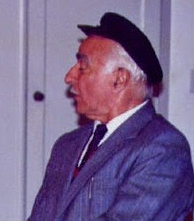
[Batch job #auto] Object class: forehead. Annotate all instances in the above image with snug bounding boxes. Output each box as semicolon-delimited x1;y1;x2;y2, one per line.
78;36;118;58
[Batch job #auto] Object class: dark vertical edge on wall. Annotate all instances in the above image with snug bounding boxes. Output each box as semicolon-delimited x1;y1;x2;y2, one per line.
42;0;47;174
20;0;29;219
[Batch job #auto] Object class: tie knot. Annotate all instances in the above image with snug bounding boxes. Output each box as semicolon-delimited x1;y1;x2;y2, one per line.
94;124;107;139
92;124;107;145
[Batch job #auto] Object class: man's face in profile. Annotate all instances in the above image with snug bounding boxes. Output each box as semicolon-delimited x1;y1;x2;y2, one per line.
65;36;117;122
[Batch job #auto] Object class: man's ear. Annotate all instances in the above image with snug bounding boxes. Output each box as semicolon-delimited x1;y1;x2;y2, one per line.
113;68;130;92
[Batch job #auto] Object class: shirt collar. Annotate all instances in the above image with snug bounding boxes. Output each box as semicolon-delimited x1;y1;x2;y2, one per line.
93;100;148;143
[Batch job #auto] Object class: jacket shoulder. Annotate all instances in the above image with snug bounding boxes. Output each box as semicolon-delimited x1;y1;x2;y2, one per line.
54;123;93;147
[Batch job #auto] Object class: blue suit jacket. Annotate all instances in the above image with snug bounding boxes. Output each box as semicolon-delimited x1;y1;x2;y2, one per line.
27;101;194;221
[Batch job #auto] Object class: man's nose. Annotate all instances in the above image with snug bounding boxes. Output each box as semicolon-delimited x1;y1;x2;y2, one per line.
65;65;77;84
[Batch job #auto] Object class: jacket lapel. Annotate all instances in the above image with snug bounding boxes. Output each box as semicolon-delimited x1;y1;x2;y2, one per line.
56;124;93;207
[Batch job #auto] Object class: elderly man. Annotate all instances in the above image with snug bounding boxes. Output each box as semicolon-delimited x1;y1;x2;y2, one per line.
27;12;194;221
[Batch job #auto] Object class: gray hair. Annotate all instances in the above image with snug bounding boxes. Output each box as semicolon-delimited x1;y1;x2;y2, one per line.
104;44;152;99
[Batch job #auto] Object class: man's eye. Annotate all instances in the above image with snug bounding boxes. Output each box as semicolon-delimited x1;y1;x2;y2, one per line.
79;67;84;71
79;64;88;72
79;60;88;69
79;66;86;71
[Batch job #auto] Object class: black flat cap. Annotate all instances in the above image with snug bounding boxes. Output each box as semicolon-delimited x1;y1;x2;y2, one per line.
78;12;163;85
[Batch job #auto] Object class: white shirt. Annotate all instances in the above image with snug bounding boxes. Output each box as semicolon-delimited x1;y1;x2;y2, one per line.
77;100;148;167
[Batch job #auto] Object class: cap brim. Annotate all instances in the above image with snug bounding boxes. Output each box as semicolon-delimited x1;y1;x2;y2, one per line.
78;25;107;37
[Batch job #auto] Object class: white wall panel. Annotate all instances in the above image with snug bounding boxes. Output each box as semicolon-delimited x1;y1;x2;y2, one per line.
169;0;194;164
0;0;26;220
25;0;47;216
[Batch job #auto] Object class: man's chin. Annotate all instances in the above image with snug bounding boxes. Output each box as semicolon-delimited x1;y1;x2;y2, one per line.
75;105;85;115
75;104;97;120
76;107;93;120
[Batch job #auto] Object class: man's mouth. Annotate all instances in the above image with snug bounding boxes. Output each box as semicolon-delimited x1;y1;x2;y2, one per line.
69;87;82;102
66;86;79;99
69;86;78;95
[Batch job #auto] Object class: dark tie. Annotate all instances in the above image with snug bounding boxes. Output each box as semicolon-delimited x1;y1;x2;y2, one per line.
73;124;107;178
